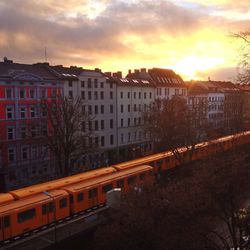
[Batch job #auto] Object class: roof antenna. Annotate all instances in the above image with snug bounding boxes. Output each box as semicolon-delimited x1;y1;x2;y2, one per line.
44;46;47;62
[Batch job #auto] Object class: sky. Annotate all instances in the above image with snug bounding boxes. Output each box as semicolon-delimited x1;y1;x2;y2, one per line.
0;0;249;81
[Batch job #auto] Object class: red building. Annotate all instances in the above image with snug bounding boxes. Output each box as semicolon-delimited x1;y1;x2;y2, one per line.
0;59;64;191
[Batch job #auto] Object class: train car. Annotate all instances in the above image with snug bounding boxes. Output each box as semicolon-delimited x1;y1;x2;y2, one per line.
0;190;69;243
0;194;15;206
62;165;153;214
9;167;116;199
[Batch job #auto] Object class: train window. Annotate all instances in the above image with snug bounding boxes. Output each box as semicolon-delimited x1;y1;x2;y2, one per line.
102;184;113;193
77;193;84;202
18;209;36;223
117;179;124;188
139;173;145;180
59;198;67;209
42;204;47;215
48;202;54;212
70;194;74;204
4;216;10;227
128;176;136;185
89;188;97;199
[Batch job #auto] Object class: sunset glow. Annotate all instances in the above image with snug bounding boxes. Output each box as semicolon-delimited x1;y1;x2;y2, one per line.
0;0;249;81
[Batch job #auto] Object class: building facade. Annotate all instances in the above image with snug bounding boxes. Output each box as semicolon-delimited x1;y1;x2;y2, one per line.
0;60;63;190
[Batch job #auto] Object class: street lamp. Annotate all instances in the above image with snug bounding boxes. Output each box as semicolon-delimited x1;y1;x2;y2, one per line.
43;191;57;243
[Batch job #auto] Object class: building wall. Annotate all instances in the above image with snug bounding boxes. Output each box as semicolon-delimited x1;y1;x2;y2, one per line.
0;75;63;190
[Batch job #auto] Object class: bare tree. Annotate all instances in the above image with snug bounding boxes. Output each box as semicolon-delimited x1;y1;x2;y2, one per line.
143;96;207;164
232;30;250;84
42;96;95;177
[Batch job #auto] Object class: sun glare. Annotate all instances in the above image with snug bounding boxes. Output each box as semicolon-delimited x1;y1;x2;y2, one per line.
171;56;225;80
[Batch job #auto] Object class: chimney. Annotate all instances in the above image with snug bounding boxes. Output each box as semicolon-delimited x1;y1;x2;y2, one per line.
141;68;146;73
128;69;132;75
95;68;101;72
116;71;122;78
3;57;13;63
105;72;112;77
134;69;139;74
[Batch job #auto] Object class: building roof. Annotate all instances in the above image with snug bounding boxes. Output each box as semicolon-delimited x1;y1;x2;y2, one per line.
109;77;155;87
0;60;61;82
126;68;185;87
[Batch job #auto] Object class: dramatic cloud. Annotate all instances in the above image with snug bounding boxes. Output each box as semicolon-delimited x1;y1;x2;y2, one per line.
0;0;249;80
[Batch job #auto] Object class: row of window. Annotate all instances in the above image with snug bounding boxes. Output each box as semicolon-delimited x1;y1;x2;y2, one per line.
6;106;46;120
120;130;148;144
4;88;59;99
7;125;47;140
120;91;153;100
69;79;105;89
8;145;48;162
82;104;114;115
208;96;224;102
120;103;149;113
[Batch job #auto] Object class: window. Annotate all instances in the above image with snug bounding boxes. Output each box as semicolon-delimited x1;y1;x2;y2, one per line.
144;92;146;99
134;104;137;112
88;121;92;131
88;91;92;100
30;106;35;118
88;78;92;88
101;136;105;146
77;193;84;202
6;88;12;99
134;92;136;99
4;216;10;228
32;145;37;159
100;82;104;88
68;81;72;87
20;107;26;118
139;104;141;112
81;81;85;88
21;146;28;160
139;92;141;99
41;89;46;98
95;137;98;146
95;120;98;131
59;198;67;208
94;79;98;88
8;148;15;162
128;104;130;112
102;184;113;193
121;119;123;127
121;104;123;113
42;125;47;135
128;92;130;99
101;105;104;114
20;126;27;139
48;202;54;212
89;188;97;198
101;120;104;129
100;91;104;99
7;127;14;140
121;133;124;143
110;134;114;145
94;91;98;100
20;89;25;99
31;126;37;137
95;105;98;114
128;118;130;127
30;89;35;98
51;89;56;98
110;83;113;88
128;176;136;185
6;106;14;119
110;92;113;99
88;105;92;115
110;119;113;129
81;91;85;99
42;204;46;215
128;132;131;142
18;208;36;223
117;179;124;188
134;118;137;126
110;105;113;114
150;92;152;99
120;92;123;98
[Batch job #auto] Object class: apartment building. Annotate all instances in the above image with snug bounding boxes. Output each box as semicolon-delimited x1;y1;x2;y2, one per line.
0;59;64;190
